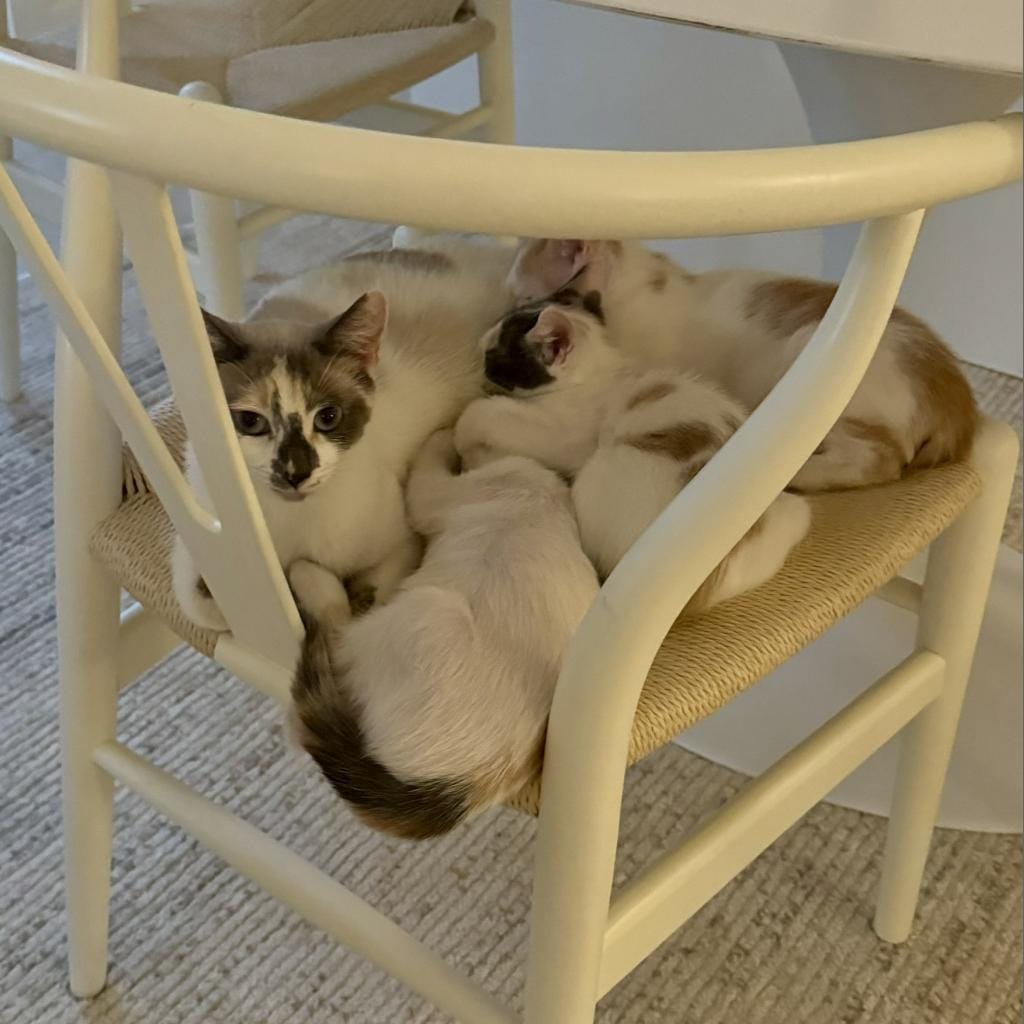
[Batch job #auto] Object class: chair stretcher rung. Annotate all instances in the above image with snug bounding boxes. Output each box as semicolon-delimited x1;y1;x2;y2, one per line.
117;603;181;691
93;741;517;1024
598;649;945;996
875;575;923;613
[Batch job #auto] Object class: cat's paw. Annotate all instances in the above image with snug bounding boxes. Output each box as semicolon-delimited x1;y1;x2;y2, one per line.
288;559;351;622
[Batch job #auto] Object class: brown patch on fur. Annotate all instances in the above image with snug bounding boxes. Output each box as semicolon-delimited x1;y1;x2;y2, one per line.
625;379;675;411
749;277;977;473
344;248;455;273
843;417;908;481
746;276;839;337
649;268;668;292
607;240;624;256
625;423;720;463
892;308;978;468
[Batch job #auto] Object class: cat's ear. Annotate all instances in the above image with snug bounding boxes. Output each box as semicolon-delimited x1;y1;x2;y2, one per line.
201;308;249;364
318;291;388;368
508;238;612;299
528;306;575;367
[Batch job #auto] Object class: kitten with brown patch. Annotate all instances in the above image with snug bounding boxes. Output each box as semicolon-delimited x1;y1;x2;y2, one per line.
288;430;598;839
456;292;811;609
509;239;977;491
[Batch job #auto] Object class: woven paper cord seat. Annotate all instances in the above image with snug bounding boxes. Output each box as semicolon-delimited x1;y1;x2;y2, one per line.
10;4;491;121
90;404;982;816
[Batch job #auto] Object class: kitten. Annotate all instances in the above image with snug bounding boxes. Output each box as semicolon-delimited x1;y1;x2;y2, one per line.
509;239;978;492
455;291;811;608
288;430;599;839
172;293;420;630
173;241;516;630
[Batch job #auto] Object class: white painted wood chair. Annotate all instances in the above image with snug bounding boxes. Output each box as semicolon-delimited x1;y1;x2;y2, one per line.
0;18;1021;1023
0;0;514;399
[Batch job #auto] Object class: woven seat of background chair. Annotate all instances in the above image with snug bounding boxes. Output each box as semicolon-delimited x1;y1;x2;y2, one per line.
10;0;490;120
90;403;982;816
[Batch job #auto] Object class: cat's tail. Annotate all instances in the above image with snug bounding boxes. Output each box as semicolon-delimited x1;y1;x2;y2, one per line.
685;491;811;614
288;563;474;841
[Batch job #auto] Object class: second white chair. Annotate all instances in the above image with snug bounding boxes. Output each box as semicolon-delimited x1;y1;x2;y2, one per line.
0;0;514;398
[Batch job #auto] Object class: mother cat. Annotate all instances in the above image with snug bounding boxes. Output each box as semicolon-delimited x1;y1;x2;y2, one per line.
172;242;515;629
510;238;978;492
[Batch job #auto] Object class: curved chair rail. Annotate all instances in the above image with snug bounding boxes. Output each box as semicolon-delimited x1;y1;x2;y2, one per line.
0;46;1020;237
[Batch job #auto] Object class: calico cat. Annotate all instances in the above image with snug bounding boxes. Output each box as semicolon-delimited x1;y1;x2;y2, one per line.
172;293;421;629
172;241;516;630
455;291;811;608
509;239;978;492
288;430;599;839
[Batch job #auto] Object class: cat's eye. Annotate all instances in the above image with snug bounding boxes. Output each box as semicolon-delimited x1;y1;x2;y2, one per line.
313;405;340;432
232;409;270;436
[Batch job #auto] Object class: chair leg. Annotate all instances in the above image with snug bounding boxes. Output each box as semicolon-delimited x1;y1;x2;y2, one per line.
476;0;516;144
0;134;20;402
55;154;126;998
179;82;245;320
524;731;627;1022
874;419;1019;943
524;814;612;1024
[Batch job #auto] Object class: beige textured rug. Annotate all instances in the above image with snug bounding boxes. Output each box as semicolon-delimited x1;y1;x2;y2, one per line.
1;199;1021;1024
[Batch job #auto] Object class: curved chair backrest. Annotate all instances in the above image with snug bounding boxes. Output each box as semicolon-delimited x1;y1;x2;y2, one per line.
0;44;1020;677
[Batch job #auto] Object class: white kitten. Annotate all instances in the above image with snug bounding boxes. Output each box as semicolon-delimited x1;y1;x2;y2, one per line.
455;291;811;610
288;430;599;839
509;239;977;491
173;242;515;630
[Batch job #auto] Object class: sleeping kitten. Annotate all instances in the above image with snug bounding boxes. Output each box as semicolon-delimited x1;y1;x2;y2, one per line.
288;430;599;839
455;291;811;608
173;241;516;630
509;239;978;492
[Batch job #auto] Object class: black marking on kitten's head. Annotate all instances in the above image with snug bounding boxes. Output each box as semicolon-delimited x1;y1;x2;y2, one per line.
271;412;320;489
483;288;605;394
485;307;558;393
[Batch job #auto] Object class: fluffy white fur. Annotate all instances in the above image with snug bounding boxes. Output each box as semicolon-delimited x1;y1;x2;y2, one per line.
173;241;515;630
455;299;811;609
288;430;599;838
509;239;977;491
